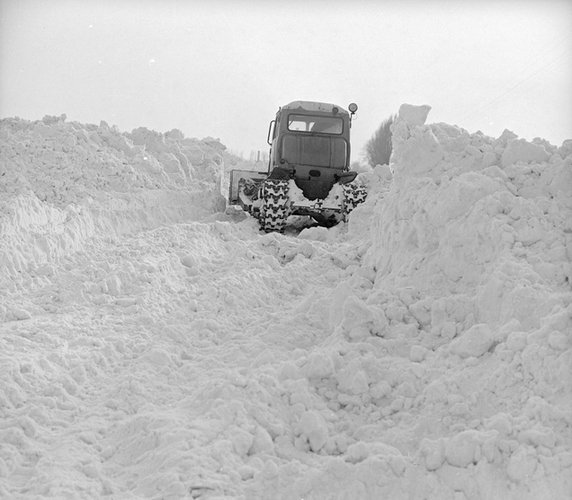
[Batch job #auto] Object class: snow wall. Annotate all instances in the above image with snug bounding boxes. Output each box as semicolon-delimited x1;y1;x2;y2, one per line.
334;104;572;498
0;115;231;292
1;107;571;499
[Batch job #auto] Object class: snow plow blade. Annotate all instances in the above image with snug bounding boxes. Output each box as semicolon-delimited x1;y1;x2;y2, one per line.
228;169;268;210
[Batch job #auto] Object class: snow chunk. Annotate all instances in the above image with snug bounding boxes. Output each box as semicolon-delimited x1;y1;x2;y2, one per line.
420;438;445;471
230;427;254;457
397;103;432;126
548;331;568;351
341;294;375;338
298;226;331;242
180;254;198;268
392;126;443;178
518;426;556;449
296;410;329;452
409;345;429;362
7;308;32;321
501;139;549;167
346;441;370;463
390;104;444;179
507;446;538;482
450;323;494;358
250;426;275;455
484;413;513;436
445;430;482;467
558;139;572;157
506;331;528;352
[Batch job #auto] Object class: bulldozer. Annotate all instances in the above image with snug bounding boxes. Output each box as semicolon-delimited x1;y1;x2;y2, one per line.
228;100;367;232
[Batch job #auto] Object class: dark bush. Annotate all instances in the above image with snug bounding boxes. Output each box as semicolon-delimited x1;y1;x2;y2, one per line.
364;115;395;167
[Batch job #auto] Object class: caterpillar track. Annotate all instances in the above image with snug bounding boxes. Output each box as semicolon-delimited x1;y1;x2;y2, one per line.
343;182;368;217
258;179;291;232
256;179;367;232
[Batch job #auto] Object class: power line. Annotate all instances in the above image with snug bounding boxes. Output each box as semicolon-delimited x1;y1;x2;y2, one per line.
459;45;571;124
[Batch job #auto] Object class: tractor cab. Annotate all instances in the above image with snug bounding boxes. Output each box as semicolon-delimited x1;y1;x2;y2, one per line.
266;101;358;199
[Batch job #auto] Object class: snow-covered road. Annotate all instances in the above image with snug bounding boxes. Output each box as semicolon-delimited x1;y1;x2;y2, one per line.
0;213;354;496
1;107;571;499
2;205;386;498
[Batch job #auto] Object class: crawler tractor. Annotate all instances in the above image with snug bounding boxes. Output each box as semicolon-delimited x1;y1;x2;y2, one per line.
228;100;367;232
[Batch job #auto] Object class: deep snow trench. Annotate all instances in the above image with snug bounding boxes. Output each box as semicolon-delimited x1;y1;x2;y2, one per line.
0;106;571;499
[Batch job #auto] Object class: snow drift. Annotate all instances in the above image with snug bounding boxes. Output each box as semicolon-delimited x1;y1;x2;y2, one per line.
0;107;570;499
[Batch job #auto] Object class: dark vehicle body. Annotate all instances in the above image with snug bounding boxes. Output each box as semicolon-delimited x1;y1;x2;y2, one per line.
228;100;365;232
266;101;357;199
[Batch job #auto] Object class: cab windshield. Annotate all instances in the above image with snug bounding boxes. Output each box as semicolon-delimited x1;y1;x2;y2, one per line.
287;114;343;134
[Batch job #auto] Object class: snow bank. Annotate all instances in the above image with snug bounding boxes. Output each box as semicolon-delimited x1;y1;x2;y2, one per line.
0;115;229;305
299;104;571;498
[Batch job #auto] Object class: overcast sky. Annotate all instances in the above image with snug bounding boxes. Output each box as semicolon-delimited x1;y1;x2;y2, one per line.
1;0;571;159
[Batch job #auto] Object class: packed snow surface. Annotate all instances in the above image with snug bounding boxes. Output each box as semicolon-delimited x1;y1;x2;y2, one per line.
1;107;571;499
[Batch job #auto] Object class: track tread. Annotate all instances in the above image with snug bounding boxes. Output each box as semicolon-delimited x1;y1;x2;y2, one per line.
259;179;291;232
343;182;368;217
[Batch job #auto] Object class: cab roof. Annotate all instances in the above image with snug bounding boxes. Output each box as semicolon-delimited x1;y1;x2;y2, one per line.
281;101;349;115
